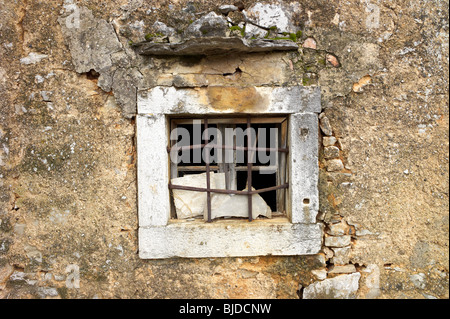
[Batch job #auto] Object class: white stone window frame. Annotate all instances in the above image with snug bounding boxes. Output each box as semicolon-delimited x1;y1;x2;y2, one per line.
137;86;323;259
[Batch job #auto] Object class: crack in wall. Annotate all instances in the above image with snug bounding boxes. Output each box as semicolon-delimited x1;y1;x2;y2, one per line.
16;0;28;56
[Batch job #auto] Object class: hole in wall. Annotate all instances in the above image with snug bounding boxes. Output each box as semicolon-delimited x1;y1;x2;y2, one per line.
84;69;100;80
297;286;305;299
223;67;242;77
303;198;310;205
300;128;309;137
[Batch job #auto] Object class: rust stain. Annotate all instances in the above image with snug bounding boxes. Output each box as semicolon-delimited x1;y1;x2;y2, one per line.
327;193;339;209
206;86;268;113
352;75;372;92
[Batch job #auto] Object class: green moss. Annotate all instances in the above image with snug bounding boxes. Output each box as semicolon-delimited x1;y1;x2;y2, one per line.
144;32;164;41
318;58;326;66
281;32;297;42
305;64;317;72
302;76;312;86
270;36;290;40
229;25;246;37
264;26;278;39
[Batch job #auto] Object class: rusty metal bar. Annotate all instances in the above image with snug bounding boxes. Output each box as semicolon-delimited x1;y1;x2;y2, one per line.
204;118;212;223
167;144;289;153
177;165;278;172
247;117;253;222
168;183;289;195
169;117;290;223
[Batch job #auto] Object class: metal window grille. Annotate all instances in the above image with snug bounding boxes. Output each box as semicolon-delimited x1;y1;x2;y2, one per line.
167;116;289;222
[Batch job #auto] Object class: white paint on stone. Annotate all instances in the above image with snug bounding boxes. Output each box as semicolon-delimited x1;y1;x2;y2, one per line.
365;3;380;30
410;273;426;289
20;52;49;65
289;113;319;223
363;264;381;298
244;2;298;37
65;264;80;289
137;115;170;227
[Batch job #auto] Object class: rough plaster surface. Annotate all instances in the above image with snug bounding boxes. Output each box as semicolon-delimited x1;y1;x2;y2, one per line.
0;0;448;299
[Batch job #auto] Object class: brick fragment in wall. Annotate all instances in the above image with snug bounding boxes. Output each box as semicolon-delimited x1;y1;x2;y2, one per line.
326;54;340;68
303;38;317;49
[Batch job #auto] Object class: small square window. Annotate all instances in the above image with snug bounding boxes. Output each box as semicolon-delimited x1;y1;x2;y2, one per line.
168;116;288;222
137;86;323;258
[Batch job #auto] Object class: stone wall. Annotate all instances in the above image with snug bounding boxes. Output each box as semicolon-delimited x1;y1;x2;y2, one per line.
0;0;448;299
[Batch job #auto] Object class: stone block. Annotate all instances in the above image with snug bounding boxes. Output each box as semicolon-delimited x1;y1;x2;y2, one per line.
312;269;327;280
244;2;298;37
326;221;350;236
184;12;229;38
303;273;361;299
331;246;351;265
289;113;319;223
324;146;340;159
324;235;351;248
326;159;344;172
319;115;333;136
323;136;337;147
328;264;356;274
139;219;323;258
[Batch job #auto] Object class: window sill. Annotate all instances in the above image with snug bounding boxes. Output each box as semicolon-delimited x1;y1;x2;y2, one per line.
139;217;323;259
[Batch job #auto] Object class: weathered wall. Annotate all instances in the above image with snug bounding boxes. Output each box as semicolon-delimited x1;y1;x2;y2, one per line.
0;0;448;299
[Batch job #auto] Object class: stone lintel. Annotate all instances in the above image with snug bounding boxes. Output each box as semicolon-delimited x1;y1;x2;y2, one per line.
133;37;299;56
137;86;321;115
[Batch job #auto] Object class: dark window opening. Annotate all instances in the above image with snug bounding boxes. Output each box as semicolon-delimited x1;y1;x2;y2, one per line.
168;116;288;222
